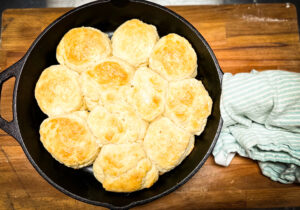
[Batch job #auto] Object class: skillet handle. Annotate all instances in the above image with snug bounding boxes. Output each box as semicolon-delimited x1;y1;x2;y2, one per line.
0;58;24;143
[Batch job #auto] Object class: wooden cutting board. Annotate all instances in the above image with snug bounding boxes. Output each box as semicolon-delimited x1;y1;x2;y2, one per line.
1;4;300;209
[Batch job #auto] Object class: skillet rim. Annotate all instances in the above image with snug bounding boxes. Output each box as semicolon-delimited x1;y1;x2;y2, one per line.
14;0;224;208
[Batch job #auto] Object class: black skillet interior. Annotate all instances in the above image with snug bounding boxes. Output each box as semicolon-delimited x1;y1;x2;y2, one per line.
15;0;222;208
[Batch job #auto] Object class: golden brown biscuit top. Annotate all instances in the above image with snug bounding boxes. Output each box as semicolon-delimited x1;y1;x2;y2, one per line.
63;28;106;64
93;143;158;192
86;61;129;86
112;19;159;67
35;65;82;116
143;117;193;173
101;144;145;176
165;78;212;134
39;113;100;168
56;27;111;72
150;33;197;81
80;57;135;111
87;103;148;145
127;67;167;121
37;70;75;103
117;19;148;38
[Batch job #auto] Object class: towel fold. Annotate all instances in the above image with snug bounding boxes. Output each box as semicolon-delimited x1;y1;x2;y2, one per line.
213;70;300;184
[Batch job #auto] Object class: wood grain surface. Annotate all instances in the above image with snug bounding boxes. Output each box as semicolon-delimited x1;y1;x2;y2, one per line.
1;4;300;210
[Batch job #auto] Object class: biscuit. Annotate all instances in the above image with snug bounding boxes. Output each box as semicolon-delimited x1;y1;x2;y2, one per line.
35;65;83;116
112;19;159;67
87;102;148;145
93;143;159;192
39;111;100;169
80;57;135;110
56;27;111;73
149;33;197;81
165;78;212;135
143;117;194;174
127;67;167;121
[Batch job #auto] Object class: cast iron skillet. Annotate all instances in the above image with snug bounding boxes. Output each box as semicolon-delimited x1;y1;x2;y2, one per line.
0;0;223;209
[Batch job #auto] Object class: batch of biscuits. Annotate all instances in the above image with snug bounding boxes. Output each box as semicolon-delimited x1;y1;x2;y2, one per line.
35;19;212;193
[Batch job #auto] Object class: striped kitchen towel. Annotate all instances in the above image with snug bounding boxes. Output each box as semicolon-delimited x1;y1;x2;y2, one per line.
212;70;300;183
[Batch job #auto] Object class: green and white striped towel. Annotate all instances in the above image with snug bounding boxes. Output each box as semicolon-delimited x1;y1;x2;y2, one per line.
212;70;300;184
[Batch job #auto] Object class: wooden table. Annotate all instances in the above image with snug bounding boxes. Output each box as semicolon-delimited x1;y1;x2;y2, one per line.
1;4;300;209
